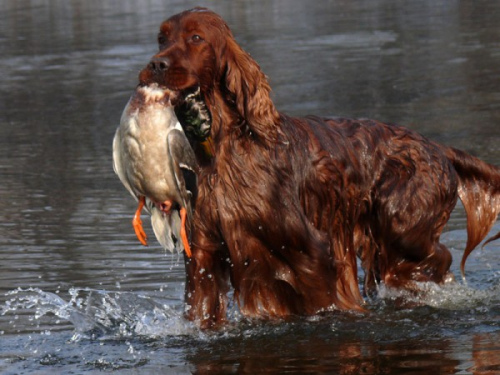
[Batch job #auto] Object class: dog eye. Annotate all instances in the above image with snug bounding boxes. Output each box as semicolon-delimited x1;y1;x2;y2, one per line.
190;34;203;43
158;34;166;45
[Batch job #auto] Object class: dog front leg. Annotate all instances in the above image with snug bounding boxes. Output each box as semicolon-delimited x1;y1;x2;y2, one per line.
184;245;230;329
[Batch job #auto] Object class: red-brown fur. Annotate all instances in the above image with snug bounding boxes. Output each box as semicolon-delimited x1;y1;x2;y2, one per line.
138;8;500;328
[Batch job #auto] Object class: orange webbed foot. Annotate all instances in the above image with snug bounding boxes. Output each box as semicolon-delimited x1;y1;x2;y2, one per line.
133;196;148;246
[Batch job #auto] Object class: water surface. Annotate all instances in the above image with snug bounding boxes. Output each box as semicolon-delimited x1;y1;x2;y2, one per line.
1;1;500;374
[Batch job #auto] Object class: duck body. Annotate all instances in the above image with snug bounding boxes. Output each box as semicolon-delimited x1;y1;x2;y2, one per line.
113;84;197;256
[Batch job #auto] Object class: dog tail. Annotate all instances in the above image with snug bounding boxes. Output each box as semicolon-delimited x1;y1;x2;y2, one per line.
444;147;500;277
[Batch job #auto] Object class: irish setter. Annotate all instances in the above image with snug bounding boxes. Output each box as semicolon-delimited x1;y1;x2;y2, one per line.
138;7;500;328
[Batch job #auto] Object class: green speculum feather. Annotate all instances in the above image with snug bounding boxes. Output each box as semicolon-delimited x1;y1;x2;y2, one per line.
176;88;211;141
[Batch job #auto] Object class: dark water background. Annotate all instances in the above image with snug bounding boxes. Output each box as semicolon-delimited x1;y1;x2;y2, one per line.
1;0;500;374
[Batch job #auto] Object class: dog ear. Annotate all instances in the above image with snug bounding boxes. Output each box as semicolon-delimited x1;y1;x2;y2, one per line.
224;37;281;143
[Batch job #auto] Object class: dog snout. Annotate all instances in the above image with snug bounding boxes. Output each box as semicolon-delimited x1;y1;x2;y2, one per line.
148;56;170;73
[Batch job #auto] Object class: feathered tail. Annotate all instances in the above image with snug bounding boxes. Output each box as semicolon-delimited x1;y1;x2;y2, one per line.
149;203;184;254
444;147;500;277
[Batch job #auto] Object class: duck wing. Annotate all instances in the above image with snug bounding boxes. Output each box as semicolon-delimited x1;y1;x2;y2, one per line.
166;127;198;221
112;126;135;200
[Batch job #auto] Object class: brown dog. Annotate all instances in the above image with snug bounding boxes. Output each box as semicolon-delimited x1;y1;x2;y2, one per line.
138;7;500;328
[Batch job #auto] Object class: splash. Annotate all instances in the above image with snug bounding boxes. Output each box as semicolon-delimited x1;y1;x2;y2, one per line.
1;287;197;340
2;279;498;342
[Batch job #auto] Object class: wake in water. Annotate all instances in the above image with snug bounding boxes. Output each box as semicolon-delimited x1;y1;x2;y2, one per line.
2;277;499;341
376;280;500;310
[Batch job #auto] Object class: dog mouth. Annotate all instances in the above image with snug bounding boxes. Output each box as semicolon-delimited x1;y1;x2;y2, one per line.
174;87;212;142
137;68;212;142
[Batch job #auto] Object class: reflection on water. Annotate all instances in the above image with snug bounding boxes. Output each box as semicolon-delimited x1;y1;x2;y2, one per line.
1;0;500;373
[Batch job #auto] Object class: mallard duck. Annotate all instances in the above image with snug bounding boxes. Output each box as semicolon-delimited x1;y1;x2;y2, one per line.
113;84;197;257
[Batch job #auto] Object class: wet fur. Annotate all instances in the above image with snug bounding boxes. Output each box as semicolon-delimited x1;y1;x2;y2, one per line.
139;7;500;328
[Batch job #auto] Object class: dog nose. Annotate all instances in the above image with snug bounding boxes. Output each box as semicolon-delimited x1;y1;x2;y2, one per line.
148;57;170;73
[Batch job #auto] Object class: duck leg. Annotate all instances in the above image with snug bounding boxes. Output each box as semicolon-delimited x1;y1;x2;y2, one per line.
133;196;148;246
179;207;192;258
159;200;192;258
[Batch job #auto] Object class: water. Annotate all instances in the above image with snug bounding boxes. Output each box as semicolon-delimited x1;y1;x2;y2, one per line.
1;0;500;373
